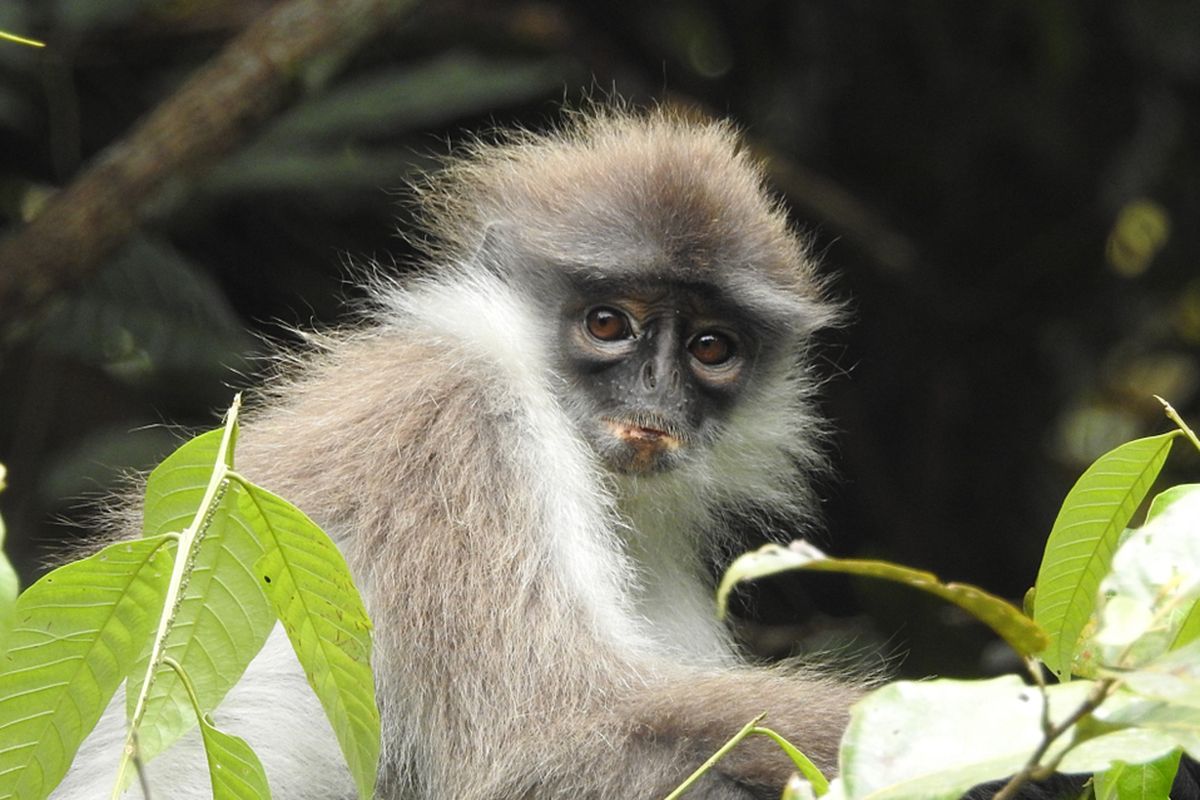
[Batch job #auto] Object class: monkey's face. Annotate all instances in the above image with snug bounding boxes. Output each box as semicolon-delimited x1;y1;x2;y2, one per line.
557;279;760;475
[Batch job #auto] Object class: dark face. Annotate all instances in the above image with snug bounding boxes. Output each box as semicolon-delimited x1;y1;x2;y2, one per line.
557;280;760;474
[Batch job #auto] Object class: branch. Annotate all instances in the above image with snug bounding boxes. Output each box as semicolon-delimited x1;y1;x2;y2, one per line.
0;0;417;339
991;679;1115;800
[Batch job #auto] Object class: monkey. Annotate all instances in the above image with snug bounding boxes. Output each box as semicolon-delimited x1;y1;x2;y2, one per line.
50;107;861;800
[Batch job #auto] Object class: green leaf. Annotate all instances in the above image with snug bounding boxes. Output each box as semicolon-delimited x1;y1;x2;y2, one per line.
206;54;574;197
0;536;173;800
1118;639;1200;709
141;429;227;537
1093;750;1182;800
1143;484;1200;524
199;712;273;800
37;236;252;384
1172;601;1200;651
1098;696;1200;759
1055;727;1180;774
838;677;1175;800
260;53;571;144
1033;432;1179;680
164;652;273;800
752;726;828;795
54;0;146;34
1089;486;1200;668
717;542;1047;656
237;483;379;800
129;430;274;762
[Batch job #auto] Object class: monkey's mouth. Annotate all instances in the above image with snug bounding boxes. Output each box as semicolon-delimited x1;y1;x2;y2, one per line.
600;417;685;473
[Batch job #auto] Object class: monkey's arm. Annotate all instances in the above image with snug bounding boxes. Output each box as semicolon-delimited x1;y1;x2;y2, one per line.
620;667;858;797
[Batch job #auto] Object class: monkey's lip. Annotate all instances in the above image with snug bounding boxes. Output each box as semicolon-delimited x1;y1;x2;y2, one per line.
602;418;683;450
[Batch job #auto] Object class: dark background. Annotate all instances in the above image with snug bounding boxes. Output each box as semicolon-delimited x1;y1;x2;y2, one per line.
1;0;1198;677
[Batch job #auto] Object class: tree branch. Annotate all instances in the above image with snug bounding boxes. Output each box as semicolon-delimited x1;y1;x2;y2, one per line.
0;0;417;340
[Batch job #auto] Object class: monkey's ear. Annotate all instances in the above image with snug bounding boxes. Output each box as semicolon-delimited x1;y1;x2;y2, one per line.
468;221;519;277
468;222;563;289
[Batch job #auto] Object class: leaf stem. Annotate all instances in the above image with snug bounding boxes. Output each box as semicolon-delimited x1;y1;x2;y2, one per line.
992;679;1115;800
161;656;203;713
112;395;242;797
1155;396;1200;454
663;714;767;800
662;715;831;799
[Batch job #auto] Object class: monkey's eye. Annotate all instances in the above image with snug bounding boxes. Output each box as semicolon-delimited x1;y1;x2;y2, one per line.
585;307;633;342
688;332;736;366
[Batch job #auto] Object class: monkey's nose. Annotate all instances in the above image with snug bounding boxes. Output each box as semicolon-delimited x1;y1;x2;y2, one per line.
640;361;657;390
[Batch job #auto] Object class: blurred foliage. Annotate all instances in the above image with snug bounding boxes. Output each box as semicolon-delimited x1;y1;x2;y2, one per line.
0;0;1198;678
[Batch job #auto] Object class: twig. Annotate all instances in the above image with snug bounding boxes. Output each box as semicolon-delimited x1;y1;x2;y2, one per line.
0;0;417;340
663;714;767;800
0;31;45;47
991;679;1115;800
1156;396;1200;454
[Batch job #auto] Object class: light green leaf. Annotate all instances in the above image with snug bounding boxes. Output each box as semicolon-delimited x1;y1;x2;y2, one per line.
0;536;173;800
741;725;828;795
1161;486;1200;657
1093;750;1182;800
1143;484;1200;524
1098;697;1200;759
129;430;274;762
163;654;273;800
200;712;273;800
1033;432;1178;680
718;542;1047;656
237;483;378;800
1117;638;1200;708
1090;486;1200;668
838;677;1175;800
1056;727;1179;774
840;676;1067;800
141;429;228;536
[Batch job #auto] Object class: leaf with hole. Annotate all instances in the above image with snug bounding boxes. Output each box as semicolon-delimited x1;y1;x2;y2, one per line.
237;483;379;800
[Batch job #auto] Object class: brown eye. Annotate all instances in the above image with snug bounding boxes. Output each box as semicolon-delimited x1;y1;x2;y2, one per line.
688;332;736;366
585;307;632;341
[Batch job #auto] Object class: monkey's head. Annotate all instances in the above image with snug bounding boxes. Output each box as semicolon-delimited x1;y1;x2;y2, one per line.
555;278;776;474
414;107;837;480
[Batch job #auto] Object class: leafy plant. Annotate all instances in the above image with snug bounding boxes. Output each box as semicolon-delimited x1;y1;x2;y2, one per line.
0;397;379;800
712;399;1200;800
